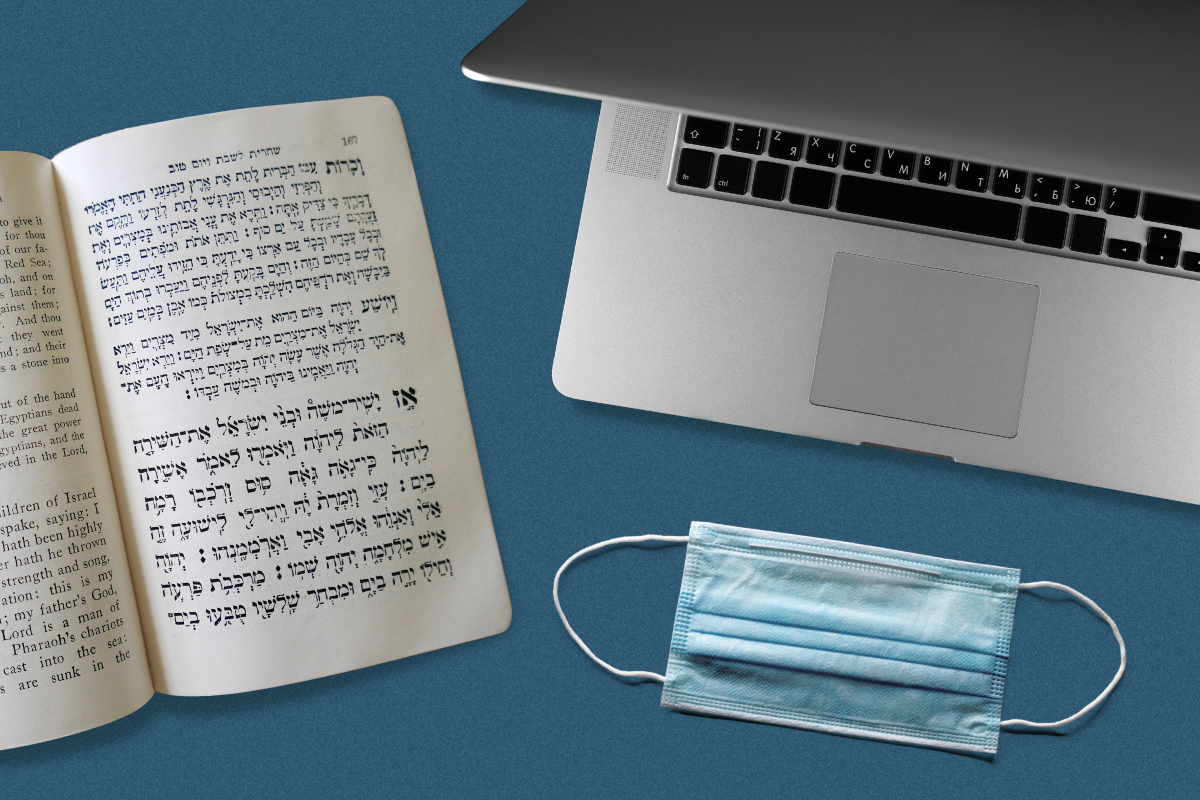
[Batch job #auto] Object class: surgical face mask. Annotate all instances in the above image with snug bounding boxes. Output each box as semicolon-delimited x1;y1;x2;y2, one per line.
554;522;1125;754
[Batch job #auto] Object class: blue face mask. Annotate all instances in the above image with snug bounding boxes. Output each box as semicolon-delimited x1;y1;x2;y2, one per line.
554;522;1125;754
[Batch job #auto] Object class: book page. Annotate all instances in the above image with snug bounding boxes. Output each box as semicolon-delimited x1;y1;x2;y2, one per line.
0;152;153;750
52;97;511;695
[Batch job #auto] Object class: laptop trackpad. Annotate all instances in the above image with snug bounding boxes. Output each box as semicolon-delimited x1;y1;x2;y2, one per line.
809;253;1039;438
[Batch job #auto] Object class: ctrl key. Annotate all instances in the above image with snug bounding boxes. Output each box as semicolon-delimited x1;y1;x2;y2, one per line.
676;148;714;189
713;155;752;195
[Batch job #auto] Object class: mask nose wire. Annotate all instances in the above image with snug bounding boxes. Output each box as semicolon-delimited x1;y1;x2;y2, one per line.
1000;580;1127;729
553;534;691;683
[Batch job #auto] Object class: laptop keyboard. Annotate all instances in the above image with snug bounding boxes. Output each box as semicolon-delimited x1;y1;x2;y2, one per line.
671;116;1200;276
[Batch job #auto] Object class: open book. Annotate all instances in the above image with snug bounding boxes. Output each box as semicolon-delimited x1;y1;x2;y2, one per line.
0;97;511;750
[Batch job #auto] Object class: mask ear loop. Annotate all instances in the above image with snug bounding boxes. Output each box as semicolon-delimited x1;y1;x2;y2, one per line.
1000;581;1127;729
553;534;690;683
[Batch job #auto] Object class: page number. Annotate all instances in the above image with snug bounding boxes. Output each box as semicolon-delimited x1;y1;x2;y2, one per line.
342;135;358;146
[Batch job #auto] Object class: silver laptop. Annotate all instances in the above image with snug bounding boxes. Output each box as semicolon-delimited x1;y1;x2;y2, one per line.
463;0;1200;506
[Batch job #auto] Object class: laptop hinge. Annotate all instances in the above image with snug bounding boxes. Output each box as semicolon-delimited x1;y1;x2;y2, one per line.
859;442;955;461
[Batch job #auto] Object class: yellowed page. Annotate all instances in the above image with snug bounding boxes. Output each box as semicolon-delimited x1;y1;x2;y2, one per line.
0;152;153;749
53;97;511;695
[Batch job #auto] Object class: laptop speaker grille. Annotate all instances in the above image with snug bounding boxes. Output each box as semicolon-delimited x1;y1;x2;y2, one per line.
606;104;672;180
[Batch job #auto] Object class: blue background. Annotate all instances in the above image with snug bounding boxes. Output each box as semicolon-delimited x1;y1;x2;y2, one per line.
1;1;1195;796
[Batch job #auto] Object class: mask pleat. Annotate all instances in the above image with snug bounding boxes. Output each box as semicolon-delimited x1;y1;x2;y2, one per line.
688;613;999;675
687;630;996;696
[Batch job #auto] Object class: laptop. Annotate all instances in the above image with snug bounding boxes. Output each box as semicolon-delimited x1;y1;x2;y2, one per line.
462;0;1200;506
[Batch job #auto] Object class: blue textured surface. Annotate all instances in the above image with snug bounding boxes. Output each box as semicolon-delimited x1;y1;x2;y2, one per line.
1;1;1196;796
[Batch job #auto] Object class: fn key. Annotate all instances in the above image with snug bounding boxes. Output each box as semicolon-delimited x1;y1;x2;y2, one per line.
676;149;714;189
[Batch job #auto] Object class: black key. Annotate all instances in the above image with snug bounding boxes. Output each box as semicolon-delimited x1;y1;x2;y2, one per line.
1068;180;1103;211
789;167;836;208
1143;193;1200;229
1022;207;1068;248
1147;227;1182;250
835;175;1021;239
880;149;916;180
713;154;752;194
768;130;804;161
682;116;729;149
1106;239;1141;261
731;124;766;155
1029;174;1065;205
675;148;714;188
843;143;878;174
1182;251;1200;272
917;155;952;186
751;161;789;201
1145;247;1178;267
1069;215;1106;254
955;161;990;192
1104;186;1140;218
991;167;1028;199
805;136;841;168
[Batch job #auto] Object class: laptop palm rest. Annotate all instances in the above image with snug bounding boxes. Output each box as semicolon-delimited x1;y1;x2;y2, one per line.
810;253;1039;439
